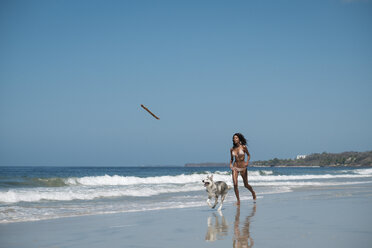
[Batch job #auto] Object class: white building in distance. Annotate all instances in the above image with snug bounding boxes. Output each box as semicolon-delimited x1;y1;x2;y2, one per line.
296;155;307;160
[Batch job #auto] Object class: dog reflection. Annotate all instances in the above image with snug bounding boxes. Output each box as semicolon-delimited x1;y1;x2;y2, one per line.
233;204;256;248
205;212;229;241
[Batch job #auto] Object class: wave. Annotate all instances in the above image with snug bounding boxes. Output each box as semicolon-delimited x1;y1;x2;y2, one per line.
354;168;372;175
0;188;287;224
2;167;372;223
0;184;203;203
0;201;209;223
253;181;372;187
66;173;213;186
66;172;372;186
2;178;371;204
2;168;372;189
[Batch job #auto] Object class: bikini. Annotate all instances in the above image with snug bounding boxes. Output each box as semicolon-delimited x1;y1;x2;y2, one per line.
232;148;247;172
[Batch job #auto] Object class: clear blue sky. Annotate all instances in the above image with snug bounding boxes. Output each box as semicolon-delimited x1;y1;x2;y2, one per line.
1;0;371;166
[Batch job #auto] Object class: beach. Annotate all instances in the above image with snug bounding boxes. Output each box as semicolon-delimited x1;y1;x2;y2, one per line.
2;1;371;247
1;178;372;248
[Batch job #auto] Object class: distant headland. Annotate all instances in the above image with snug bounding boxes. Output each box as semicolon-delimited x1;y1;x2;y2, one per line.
185;150;372;167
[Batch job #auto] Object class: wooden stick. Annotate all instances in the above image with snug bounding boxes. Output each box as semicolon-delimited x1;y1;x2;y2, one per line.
141;104;160;120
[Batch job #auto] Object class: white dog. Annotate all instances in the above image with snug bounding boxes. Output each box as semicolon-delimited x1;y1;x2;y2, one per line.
202;175;231;211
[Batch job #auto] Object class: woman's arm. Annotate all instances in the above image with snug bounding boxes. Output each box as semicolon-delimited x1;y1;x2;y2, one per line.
230;148;234;170
243;145;250;167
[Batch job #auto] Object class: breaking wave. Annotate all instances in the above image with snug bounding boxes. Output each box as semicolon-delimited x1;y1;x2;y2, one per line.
3;167;372;188
1;168;372;204
62;169;372;186
0;184;203;203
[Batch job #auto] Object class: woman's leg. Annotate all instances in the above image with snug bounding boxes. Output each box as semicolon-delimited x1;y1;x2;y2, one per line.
241;169;256;200
232;169;240;205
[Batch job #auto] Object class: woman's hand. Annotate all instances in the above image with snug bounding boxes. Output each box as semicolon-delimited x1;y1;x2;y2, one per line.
244;161;249;167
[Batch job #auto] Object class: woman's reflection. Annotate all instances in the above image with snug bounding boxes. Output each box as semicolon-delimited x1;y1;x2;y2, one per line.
233;204;256;248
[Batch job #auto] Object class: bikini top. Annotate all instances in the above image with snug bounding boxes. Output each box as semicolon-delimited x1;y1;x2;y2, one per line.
232;147;245;157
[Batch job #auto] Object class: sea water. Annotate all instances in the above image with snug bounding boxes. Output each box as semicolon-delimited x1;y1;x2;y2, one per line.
1;166;372;223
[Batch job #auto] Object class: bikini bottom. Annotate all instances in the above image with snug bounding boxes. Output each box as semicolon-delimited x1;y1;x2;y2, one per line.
233;167;247;172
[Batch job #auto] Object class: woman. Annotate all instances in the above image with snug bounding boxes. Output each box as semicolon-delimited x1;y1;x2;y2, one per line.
230;133;256;205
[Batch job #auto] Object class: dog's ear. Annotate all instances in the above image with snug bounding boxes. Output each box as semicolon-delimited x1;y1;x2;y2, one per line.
210;175;213;180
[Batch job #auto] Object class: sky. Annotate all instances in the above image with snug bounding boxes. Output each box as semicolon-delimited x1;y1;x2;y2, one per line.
1;0;371;166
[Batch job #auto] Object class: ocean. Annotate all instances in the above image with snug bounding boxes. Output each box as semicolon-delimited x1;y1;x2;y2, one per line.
1;166;372;224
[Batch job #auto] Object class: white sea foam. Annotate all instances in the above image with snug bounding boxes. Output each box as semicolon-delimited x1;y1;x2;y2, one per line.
0;186;288;223
0;184;203;203
2;169;372;205
0;199;210;223
253;181;372;187
65;174;209;186
250;173;372;181
354;168;372;175
261;170;274;175
1;178;370;204
61;171;372;187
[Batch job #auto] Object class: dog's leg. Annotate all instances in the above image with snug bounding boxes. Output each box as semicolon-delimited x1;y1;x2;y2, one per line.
207;196;213;208
212;196;218;209
218;194;227;211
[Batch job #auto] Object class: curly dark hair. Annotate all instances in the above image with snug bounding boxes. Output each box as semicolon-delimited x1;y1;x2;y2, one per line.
232;133;247;148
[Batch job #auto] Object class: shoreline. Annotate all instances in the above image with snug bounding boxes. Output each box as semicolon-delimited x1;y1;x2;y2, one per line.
1;166;372;225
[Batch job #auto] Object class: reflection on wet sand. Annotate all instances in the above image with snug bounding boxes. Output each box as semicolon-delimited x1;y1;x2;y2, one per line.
205;204;256;246
233;204;256;248
205;212;229;241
